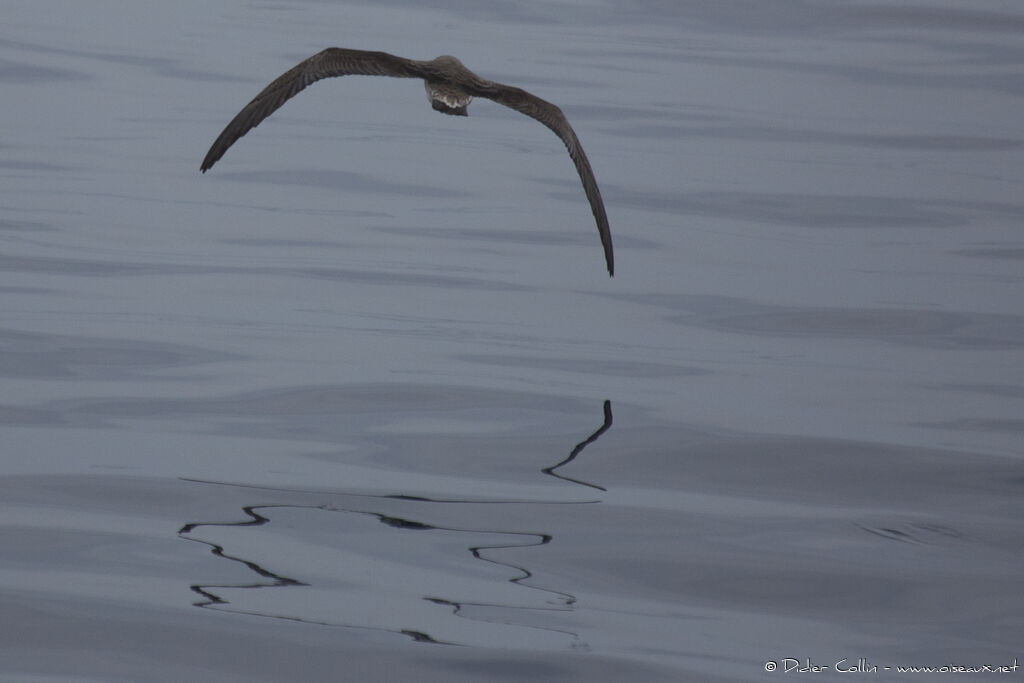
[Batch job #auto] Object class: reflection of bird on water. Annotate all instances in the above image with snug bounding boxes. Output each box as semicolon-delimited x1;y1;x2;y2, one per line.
200;48;614;276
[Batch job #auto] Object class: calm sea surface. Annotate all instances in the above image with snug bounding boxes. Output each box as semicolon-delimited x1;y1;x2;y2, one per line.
2;1;1022;681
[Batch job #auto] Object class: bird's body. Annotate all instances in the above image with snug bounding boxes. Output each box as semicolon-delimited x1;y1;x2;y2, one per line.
200;49;613;276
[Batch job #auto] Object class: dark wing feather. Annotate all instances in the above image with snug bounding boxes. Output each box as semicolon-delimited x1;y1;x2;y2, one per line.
200;48;424;172
470;83;613;276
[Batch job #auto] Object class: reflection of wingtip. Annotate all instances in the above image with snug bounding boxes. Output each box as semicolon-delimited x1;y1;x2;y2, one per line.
542;400;613;491
401;629;442;643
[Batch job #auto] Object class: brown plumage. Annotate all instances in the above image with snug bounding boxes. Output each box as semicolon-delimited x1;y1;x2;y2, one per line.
200;48;613;276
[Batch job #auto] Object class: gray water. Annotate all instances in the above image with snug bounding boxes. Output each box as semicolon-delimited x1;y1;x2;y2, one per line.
2;1;1023;681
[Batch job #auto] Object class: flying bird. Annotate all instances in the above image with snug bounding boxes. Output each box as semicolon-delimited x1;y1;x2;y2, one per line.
200;48;614;276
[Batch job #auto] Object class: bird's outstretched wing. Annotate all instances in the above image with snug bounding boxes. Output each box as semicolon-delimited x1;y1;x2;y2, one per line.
470;83;613;276
200;48;424;173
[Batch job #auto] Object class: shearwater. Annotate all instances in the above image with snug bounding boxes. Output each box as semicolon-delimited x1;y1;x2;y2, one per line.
200;48;614;276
